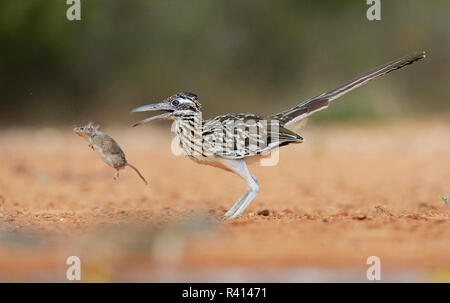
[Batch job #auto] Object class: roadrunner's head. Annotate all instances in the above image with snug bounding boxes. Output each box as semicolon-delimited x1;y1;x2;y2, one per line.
131;92;201;127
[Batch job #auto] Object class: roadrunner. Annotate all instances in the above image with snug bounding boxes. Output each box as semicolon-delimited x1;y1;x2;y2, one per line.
131;52;425;219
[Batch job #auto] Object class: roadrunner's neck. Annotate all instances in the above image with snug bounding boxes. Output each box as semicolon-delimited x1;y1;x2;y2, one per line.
173;111;205;158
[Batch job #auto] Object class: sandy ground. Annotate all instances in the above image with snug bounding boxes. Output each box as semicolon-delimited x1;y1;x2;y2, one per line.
0;117;449;282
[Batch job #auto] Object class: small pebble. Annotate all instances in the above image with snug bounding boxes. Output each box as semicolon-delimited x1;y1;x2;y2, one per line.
257;209;270;216
354;214;367;220
374;205;386;213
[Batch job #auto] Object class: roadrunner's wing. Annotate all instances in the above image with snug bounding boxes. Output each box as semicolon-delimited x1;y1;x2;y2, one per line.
272;51;426;132
203;114;303;159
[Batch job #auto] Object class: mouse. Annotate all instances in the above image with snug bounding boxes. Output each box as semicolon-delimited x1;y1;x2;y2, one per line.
74;123;148;185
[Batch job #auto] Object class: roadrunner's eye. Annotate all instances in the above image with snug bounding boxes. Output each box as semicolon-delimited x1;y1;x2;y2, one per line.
172;100;179;106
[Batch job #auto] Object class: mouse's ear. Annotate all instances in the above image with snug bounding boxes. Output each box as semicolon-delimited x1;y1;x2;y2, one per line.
86;122;96;130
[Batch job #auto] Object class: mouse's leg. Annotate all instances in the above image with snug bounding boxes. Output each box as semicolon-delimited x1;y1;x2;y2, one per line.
113;170;120;181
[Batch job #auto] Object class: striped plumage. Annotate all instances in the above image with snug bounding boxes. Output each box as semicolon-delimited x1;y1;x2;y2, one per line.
175;112;303;160
131;51;425;218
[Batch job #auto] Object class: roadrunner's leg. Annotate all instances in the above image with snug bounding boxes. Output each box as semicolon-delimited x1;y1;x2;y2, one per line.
223;190;250;217
113;170;119;180
230;184;259;218
221;159;259;218
222;173;259;217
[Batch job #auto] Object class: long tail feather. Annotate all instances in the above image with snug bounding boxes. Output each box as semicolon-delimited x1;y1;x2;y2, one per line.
273;51;426;128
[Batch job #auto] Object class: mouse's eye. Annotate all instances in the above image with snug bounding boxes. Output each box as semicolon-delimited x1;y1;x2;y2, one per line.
171;100;179;106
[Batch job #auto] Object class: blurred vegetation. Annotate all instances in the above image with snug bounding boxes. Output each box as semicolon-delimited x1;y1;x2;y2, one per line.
0;0;448;126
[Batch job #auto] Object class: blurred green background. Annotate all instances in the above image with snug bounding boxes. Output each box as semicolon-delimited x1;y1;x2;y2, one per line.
0;0;448;126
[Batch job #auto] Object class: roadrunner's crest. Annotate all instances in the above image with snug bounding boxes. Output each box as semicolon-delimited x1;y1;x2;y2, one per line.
131;51;425;219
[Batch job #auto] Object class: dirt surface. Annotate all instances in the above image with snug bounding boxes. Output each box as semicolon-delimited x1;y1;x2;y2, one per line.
0;118;449;282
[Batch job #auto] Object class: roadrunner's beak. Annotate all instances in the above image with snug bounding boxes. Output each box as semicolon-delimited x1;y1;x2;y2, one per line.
130;102;174;127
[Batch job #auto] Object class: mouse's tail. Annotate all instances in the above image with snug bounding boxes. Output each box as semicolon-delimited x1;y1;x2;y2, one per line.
126;163;148;185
